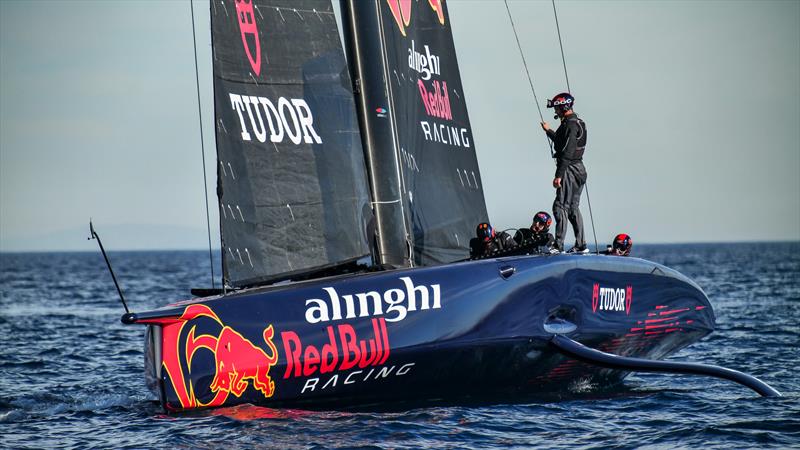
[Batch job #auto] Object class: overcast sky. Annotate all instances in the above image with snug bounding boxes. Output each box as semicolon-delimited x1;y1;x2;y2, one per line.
1;0;798;252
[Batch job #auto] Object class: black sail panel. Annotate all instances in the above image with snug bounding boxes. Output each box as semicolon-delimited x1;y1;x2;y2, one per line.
377;0;489;265
212;0;372;287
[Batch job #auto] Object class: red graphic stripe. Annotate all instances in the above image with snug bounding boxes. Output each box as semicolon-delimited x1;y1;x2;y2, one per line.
645;322;677;330
645;317;674;324
659;308;690;316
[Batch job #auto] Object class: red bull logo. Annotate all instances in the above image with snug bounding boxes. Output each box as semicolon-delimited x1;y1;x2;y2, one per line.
281;318;390;379
159;304;278;409
386;0;445;36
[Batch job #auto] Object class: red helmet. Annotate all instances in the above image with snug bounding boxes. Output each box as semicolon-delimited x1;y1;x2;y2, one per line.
476;222;495;242
532;211;552;232
612;233;632;256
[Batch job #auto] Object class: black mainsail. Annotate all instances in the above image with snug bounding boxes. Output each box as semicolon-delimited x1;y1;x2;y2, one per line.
343;0;489;267
212;0;373;287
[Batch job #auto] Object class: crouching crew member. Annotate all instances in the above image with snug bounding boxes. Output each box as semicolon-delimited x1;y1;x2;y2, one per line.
602;233;633;256
470;222;516;258
515;211;556;253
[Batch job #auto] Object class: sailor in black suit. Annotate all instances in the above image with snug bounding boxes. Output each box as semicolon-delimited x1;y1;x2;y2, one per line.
541;92;588;254
514;211;555;253
470;222;516;258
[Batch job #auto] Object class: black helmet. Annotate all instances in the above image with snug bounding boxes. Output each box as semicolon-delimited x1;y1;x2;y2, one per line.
612;233;632;256
531;211;552;232
476;222;495;242
546;92;574;110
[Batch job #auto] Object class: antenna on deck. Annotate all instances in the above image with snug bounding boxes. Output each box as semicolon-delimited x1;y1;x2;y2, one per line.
88;220;130;315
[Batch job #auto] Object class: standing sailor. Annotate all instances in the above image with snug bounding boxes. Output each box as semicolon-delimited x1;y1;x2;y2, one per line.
541;92;588;253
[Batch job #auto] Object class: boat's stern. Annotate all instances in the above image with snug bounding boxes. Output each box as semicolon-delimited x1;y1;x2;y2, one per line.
143;324;162;402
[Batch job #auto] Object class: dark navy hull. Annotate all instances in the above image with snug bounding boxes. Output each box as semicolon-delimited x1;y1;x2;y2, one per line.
134;254;714;411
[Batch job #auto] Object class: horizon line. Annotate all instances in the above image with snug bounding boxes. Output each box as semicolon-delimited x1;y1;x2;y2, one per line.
2;239;799;254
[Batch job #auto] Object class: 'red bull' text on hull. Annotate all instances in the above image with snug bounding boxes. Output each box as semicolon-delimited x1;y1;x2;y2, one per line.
129;255;715;411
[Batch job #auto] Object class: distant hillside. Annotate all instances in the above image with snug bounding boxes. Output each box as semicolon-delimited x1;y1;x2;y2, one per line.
0;223;221;252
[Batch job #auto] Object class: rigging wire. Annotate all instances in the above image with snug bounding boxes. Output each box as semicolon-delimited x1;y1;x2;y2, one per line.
506;0;600;254
190;0;216;288
503;0;554;158
551;0;598;254
551;0;571;94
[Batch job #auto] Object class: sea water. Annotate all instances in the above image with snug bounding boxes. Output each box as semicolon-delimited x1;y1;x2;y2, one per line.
1;243;798;449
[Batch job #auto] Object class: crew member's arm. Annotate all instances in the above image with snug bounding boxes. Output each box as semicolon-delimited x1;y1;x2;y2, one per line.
540;122;556;141
469;238;482;259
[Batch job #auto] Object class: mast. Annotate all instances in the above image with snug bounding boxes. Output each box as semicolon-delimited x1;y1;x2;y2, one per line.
340;0;489;266
340;0;412;268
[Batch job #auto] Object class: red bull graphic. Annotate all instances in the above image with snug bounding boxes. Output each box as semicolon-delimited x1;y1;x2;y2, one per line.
157;304;279;409
387;0;445;36
418;79;451;120
281;318;390;379
235;0;262;76
279;318;413;395
386;0;468;149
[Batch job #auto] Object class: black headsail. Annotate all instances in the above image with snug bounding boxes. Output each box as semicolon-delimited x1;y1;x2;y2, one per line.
212;0;373;288
342;0;489;266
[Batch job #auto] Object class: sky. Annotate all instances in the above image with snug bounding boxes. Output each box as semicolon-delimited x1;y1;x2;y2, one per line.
0;0;798;252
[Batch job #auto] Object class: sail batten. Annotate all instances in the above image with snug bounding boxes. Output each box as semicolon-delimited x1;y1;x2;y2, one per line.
213;0;373;287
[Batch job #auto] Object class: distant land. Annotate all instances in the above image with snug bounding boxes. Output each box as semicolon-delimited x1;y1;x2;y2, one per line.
0;224;221;253
0;223;796;253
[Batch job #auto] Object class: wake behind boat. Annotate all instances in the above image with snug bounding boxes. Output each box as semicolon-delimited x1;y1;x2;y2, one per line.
105;0;777;412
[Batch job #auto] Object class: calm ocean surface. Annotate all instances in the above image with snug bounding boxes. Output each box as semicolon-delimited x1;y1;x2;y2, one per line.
1;243;798;449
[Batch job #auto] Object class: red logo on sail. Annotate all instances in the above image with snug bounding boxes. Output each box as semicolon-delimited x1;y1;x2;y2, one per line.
235;0;262;76
157;304;278;409
386;0;445;36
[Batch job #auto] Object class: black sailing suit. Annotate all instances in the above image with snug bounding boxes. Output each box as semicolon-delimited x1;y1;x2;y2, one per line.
546;113;587;250
514;228;555;253
469;231;516;259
